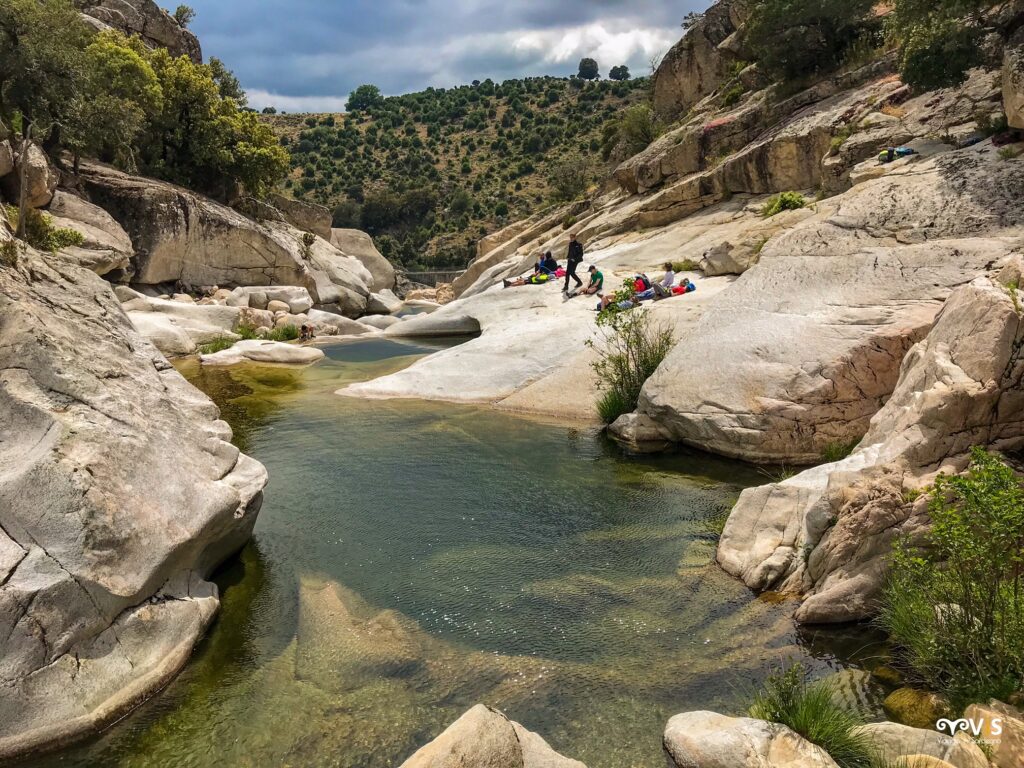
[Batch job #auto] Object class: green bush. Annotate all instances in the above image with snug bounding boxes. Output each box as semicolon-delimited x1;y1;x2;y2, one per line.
672;259;700;273
198;337;236;355
762;191;806;217
268;324;299;341
821;439;859;463
879;448;1024;709
749;664;881;768
5;205;85;252
589;308;674;424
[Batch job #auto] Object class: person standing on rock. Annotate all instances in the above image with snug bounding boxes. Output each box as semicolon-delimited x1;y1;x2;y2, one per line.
563;233;584;296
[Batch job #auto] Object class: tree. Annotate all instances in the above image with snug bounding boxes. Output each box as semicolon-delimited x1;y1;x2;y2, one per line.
261;106;277;114
608;65;631;81
208;57;245;104
346;84;384;112
547;153;591;202
577;58;600;80
173;5;195;27
889;0;997;90
743;0;876;82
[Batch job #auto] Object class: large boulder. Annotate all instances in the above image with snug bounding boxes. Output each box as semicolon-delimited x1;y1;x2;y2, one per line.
963;701;1024;768
330;228;395;292
854;722;988;768
640;144;1024;465
75;0;202;62
652;0;747;119
0;140;13;178
1;143;58;209
663;711;839;767
399;704;586;768
76;162;372;317
0;247;266;760
46;190;133;277
717;266;1024;622
269;193;332;240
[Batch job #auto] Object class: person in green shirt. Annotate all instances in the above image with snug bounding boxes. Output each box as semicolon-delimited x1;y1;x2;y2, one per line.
566;265;603;299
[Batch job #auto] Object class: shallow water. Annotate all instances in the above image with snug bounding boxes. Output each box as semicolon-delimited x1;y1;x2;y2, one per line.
38;337;886;768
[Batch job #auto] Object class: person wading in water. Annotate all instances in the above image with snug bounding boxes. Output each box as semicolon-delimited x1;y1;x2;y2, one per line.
563;233;584;297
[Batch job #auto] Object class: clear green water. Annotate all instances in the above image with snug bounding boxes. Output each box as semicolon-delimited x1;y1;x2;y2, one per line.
36;338;886;768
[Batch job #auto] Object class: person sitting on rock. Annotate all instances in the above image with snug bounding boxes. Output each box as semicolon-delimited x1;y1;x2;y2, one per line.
537;251;559;275
565;264;602;301
299;324;315;342
504;252;563;288
640;263;676;300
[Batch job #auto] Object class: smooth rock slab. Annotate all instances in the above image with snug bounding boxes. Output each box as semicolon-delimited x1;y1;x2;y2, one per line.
400;704;586;768
853;722;987;768
664;711;839;767
200;340;325;366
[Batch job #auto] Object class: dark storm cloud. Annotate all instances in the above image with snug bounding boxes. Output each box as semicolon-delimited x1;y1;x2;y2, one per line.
186;0;709;111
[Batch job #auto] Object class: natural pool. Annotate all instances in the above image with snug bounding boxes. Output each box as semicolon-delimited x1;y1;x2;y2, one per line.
37;337;886;768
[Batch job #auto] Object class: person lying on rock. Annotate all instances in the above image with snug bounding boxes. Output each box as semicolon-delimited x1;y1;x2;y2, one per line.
504;251;562;288
639;263;675;301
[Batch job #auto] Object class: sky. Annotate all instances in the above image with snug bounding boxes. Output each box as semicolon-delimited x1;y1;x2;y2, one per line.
185;0;711;112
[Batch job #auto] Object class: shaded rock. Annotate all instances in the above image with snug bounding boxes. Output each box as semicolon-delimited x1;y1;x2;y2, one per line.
399;704;586;768
366;289;403;315
1005;34;1024;129
883;688;951;730
652;0;746;119
607;413;673;454
76;0;202;62
718;268;1024;621
268;193;332;240
854;722;987;768
1;142;58;209
663;711;839;767
330;228;395;291
200;339;324;366
0;141;13;178
46;191;134;276
0;247;265;760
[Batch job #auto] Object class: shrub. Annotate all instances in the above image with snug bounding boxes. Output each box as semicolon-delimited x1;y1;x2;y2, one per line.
821;439;859;463
589;308;674;424
762;191;806;217
198;337;235;355
999;146;1022;161
749;664;881;768
879;448;1024;709
889;1;990;90
719;82;746;107
548;153;592;202
268;324;299;341
1;239;21;267
5;205;85;252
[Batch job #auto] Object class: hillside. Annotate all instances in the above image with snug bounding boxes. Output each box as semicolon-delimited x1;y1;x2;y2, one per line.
262;75;651;271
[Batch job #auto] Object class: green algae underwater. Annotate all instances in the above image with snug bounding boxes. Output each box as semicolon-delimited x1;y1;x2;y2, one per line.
35;337;886;768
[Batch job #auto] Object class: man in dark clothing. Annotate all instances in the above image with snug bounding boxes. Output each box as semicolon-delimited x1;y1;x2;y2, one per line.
563;233;584;295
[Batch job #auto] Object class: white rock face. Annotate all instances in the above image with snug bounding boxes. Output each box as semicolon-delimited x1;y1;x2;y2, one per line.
718;268;1024;623
663;711;839;768
366;288;403;315
0;248;265;759
330;228;395;292
78;162;373;317
77;0;202;62
121;293;243;357
358;314;402;331
640;144;1024;464
400;704;586;768
200;339;325;366
268;193;332;240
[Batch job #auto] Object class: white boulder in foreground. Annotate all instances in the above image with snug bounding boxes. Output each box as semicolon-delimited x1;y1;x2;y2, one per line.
664;711;839;768
853;722;988;768
400;704;585;768
200;340;325;366
718;263;1024;623
0;246;266;759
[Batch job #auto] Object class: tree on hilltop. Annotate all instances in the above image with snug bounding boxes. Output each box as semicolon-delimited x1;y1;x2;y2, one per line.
577;58;599;80
346;84;384;112
609;65;631;81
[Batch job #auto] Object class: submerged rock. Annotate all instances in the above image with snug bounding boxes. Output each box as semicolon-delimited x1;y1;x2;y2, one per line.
0;246;266;759
200;339;325;366
400;704;586;768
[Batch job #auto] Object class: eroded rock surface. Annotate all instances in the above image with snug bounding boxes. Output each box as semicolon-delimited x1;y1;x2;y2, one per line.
718;265;1024;622
0;246;266;759
76;0;202;62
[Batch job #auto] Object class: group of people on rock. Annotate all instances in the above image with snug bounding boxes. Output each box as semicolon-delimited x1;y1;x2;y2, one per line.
501;232;696;311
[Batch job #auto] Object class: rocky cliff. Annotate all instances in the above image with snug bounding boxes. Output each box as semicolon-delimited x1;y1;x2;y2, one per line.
0;234;266;758
75;0;202;62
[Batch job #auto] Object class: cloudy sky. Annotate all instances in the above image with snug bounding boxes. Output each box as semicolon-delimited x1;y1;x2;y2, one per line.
185;0;711;112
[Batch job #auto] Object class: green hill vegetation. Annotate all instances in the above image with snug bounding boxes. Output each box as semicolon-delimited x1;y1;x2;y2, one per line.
263;75;652;270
